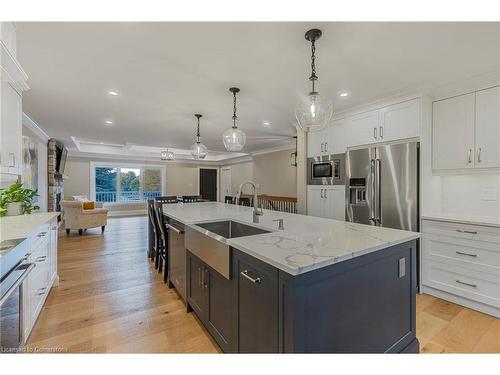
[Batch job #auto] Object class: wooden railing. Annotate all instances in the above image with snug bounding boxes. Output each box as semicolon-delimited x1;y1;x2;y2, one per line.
257;195;297;214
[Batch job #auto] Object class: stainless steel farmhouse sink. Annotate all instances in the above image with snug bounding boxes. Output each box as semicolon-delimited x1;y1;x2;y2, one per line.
196;220;271;239
185;221;271;279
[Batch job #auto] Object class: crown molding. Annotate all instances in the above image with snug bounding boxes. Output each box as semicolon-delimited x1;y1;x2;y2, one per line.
249;139;296;156
22;113;50;142
0;41;29;94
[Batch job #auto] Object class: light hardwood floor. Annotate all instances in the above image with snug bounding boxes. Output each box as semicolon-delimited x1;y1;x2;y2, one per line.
27;216;499;353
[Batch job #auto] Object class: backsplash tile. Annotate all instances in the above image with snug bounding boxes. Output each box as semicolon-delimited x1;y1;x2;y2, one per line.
441;173;500;218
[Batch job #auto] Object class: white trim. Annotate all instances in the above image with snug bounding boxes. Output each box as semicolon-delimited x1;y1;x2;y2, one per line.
89;161;166;203
0;41;29;93
197;166;219;201
22;112;50;141
250;139;296;156
107;209;148;217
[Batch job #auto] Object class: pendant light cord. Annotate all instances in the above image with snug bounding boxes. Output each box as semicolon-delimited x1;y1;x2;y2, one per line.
232;90;238;129
195;114;202;143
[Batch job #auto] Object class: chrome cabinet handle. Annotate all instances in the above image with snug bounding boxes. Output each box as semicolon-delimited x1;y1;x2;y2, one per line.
456;229;478;235
456;251;477;258
320;189;324;199
324;189;327;199
204;269;209;289
379;126;384;139
35;255;47;262
320;143;324;153
36;287;47;296
467;149;472;164
324;142;328;152
456;280;477;288
37;232;47;237
240;270;261;284
22;252;32;261
477;148;482;163
373;127;378;139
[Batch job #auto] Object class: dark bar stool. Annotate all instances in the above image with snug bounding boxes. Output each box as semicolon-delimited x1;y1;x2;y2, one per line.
154;196;178;283
182;195;202;203
148;200;162;268
238;197;251;206
224;195;234;204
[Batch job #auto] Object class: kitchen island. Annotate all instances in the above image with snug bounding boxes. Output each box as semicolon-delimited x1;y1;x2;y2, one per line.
162;202;420;353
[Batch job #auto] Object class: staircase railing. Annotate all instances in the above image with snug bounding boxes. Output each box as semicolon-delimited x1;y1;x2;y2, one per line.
257;195;297;214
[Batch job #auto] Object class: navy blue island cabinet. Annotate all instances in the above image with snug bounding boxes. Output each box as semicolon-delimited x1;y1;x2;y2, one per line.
186;239;419;354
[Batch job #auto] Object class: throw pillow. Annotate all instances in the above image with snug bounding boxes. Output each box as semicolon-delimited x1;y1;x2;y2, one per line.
82;201;95;210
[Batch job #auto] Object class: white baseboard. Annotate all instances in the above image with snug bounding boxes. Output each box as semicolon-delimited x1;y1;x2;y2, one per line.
107;209;147;217
421;285;500;318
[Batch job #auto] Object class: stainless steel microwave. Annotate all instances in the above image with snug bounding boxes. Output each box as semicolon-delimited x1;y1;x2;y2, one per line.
307;153;346;185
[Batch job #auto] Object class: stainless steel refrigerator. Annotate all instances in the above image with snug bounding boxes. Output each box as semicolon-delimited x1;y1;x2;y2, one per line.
345;141;419;232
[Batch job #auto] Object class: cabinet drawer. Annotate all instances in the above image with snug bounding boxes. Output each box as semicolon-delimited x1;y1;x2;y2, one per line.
422;234;500;275
29;223;50;252
28;258;50;322
422;259;500;308
422;219;500;245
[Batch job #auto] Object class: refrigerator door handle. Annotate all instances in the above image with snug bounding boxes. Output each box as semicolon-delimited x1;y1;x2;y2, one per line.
369;159;377;224
375;158;382;224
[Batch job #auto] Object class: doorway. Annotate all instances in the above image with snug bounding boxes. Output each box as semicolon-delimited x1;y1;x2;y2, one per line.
199;168;218;201
220;167;231;202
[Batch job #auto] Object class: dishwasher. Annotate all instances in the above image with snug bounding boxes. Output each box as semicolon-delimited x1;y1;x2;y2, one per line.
167;219;186;301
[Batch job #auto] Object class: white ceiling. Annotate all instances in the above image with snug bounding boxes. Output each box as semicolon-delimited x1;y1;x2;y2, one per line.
17;22;500;154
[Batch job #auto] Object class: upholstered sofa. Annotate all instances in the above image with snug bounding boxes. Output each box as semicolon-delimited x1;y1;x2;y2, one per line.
61;200;109;235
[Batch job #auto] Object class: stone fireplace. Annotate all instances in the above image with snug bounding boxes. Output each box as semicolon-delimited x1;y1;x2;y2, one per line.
47;139;64;213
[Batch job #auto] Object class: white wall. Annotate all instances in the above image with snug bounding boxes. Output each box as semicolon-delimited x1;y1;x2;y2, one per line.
22;125;48;212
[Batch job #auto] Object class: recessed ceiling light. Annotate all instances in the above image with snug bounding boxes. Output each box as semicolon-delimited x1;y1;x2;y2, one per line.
263;121;270;126
339;92;349;97
104;120;113;126
108;90;119;96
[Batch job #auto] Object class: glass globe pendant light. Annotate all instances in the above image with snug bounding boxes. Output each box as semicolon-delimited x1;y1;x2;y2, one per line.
223;87;246;152
190;114;208;159
295;29;333;133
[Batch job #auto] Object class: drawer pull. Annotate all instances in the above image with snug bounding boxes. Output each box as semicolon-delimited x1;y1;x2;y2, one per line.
35;256;47;262
455;229;477;235
240;270;261;284
456;280;477;288
36;287;47;296
22;252;32;261
456;251;477;258
37;232;47;237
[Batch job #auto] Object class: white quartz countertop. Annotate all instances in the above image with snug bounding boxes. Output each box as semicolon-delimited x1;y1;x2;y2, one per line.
422;213;500;228
162;202;420;276
0;212;60;241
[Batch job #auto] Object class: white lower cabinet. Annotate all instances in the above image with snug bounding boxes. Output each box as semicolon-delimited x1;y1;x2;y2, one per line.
421;219;500;318
22;217;59;340
307;185;345;220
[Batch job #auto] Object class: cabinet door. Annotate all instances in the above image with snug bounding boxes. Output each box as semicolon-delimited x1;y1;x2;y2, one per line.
235;251;279;353
327;118;348;154
324;186;345;221
187;253;207;318
1;80;22;175
475;86;500;168
307;129;326;157
307;186;323;217
432;93;475;170
206;267;236;352
347;110;380;147
379;98;420;142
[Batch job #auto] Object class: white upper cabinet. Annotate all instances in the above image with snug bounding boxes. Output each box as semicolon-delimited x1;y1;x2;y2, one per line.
432;93;475;170
307;129;326;157
475;86;500;168
326;118;349;154
379;98;420;142
346;110;380;147
432;86;500;170
1;80;23;175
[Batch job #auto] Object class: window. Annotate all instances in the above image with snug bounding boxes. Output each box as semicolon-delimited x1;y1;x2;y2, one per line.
91;163;165;204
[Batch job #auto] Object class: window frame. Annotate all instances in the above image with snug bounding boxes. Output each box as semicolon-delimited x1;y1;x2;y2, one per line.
90;161;166;205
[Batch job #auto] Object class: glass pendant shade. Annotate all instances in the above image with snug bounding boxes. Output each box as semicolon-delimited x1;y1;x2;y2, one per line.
295;91;333;132
190;142;208;159
222;127;246;152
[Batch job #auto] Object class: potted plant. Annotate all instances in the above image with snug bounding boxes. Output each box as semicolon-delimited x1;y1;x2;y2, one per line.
0;182;40;217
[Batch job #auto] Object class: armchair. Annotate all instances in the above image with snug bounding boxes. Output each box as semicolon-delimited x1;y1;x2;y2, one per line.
61;200;109;235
